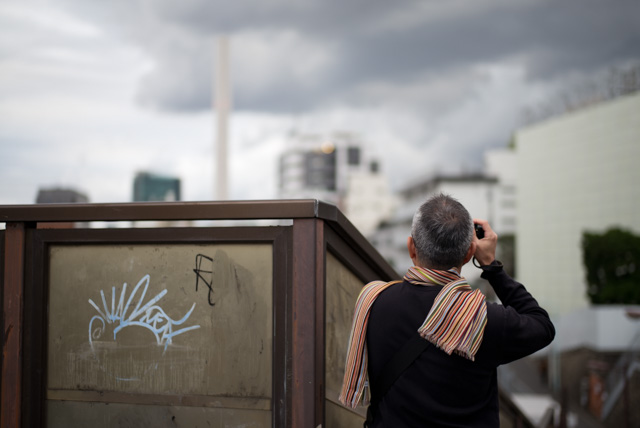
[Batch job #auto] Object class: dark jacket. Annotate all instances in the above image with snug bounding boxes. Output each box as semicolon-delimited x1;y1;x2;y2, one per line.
366;262;555;427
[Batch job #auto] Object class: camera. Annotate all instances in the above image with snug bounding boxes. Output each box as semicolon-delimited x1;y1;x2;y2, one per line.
474;224;484;239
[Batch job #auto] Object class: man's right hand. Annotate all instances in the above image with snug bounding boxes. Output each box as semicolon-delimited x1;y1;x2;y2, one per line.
473;219;497;266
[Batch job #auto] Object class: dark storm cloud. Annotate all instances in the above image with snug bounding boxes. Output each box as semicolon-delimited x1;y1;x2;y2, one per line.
152;0;395;36
60;0;640;113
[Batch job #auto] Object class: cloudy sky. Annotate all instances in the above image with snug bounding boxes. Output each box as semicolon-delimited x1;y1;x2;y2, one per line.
1;0;639;205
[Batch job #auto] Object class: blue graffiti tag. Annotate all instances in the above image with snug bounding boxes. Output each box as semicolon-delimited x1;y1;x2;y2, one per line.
88;274;200;353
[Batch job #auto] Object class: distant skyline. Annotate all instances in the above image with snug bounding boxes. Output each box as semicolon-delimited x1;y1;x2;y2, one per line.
1;0;639;204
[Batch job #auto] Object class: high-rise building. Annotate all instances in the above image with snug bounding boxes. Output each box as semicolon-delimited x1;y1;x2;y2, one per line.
278;132;397;236
278;133;341;203
133;172;181;202
36;187;89;204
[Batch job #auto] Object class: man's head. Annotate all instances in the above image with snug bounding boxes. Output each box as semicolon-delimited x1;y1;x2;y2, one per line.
408;193;475;270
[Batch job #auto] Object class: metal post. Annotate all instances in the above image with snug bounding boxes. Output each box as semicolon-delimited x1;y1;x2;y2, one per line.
1;222;27;428
214;36;230;201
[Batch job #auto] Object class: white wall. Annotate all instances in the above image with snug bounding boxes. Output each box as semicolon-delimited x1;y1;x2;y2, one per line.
554;306;640;353
343;171;398;237
515;93;640;317
485;149;517;235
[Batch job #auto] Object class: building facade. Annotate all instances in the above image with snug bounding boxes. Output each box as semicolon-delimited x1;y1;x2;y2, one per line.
515;92;640;317
485;149;517;236
36;187;89;204
370;170;508;282
133;172;181;202
278;132;397;236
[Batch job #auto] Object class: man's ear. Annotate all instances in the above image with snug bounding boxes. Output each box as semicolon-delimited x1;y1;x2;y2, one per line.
407;236;418;265
462;241;477;265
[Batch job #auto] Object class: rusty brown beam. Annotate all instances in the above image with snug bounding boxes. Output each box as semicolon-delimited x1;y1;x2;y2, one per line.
0;199;397;281
1;223;26;428
291;219;322;428
0;200;322;223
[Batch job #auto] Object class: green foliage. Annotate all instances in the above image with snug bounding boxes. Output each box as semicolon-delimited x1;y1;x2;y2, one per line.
582;228;640;304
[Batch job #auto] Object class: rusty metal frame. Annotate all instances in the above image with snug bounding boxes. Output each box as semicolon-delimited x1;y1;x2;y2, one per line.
1;200;320;223
0;230;5;423
0;199;397;428
20;225;291;428
0;200;396;280
2;223;29;428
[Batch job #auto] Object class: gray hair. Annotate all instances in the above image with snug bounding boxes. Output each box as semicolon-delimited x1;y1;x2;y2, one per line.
411;193;474;269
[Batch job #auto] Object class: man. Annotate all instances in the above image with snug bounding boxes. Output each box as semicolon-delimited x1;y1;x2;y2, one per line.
340;193;555;427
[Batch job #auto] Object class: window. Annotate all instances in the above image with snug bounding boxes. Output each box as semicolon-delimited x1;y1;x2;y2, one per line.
347;147;361;166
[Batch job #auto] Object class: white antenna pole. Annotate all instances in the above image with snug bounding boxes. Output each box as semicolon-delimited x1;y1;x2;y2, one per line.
214;36;230;200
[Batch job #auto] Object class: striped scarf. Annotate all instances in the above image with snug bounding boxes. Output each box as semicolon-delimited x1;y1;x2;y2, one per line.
338;266;487;409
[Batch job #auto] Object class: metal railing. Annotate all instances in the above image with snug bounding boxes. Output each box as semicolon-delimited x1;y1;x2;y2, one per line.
600;329;640;420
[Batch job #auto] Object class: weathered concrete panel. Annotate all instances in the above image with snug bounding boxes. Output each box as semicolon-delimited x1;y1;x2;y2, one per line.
325;399;365;428
325;252;367;425
48;244;272;399
47;400;271;428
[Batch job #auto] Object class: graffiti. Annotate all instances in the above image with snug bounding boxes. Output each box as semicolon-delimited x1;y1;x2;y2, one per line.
88;274;200;354
194;253;216;306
